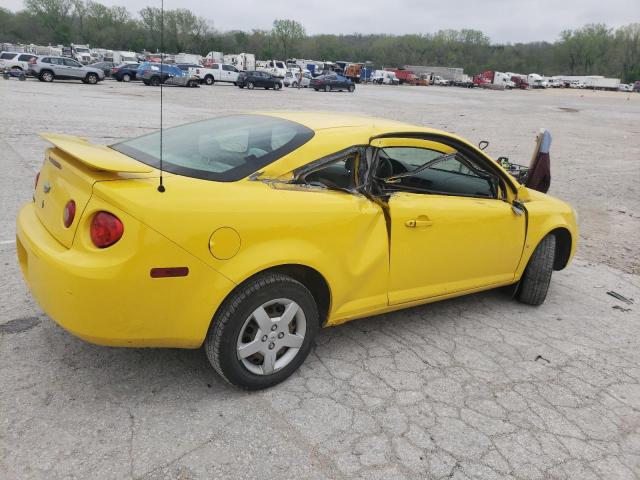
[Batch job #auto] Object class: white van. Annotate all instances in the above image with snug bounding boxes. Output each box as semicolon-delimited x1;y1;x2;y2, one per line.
372;70;399;85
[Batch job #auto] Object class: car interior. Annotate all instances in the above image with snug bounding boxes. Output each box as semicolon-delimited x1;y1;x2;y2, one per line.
300;144;499;199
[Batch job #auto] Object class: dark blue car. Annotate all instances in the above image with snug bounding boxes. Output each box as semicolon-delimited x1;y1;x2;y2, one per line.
111;63;140;82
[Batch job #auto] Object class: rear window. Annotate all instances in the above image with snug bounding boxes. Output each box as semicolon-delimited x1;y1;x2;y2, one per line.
111;115;314;182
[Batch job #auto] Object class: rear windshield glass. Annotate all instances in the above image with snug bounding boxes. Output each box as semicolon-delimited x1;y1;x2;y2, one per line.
111;115;314;182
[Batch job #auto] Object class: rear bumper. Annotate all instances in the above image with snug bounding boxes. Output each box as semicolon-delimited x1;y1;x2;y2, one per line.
17;201;235;348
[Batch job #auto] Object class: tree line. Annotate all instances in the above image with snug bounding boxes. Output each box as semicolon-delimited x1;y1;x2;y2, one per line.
1;0;639;82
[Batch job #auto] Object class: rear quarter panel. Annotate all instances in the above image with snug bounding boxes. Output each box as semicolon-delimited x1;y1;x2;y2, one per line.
94;178;390;325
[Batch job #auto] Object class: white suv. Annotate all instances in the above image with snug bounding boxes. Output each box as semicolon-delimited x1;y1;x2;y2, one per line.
0;52;38;72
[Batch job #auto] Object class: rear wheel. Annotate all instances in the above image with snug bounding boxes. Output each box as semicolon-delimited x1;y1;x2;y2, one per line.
187;80;197;88
204;75;214;85
291;81;298;88
40;70;54;82
205;273;319;390
348;84;355;92
324;84;331;92
150;76;160;86
247;81;255;90
85;73;98;84
274;82;281;90
122;73;131;82
516;235;556;306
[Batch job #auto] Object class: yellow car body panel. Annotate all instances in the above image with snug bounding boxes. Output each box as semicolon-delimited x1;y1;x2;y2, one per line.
16;112;578;348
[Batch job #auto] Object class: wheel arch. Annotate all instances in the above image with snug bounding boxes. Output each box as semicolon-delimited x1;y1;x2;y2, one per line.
215;263;332;329
549;227;572;271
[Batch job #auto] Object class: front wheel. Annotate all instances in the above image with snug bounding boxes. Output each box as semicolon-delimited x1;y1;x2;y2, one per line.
204;75;214;85
516;235;556;306
324;84;331;92
122;73;131;82
274;82;281;90
150;76;160;86
85;73;98;84
205;273;319;390
247;81;255;90
348;84;355;92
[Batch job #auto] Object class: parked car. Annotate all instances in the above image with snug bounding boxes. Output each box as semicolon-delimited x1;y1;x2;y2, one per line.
141;63;200;87
88;61;117;77
618;83;633;92
237;70;282;90
0;51;38;72
18;113;577;389
283;70;312;87
111;63;140;82
29;56;105;84
310;74;355;92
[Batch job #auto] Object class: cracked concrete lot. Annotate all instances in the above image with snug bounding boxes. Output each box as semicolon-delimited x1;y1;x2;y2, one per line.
1;80;639;479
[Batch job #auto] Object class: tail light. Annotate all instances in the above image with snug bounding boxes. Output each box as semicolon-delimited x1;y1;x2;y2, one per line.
90;212;124;248
63;200;76;228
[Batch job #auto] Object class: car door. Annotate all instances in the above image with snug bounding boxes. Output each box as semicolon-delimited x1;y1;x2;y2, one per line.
369;136;526;305
62;58;84;79
221;64;238;82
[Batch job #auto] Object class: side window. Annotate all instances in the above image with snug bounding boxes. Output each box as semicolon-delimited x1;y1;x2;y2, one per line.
300;149;363;191
50;58;64;65
18;54;35;61
222;64;233;71
212;64;220;70
376;147;498;199
0;53;17;60
63;58;81;67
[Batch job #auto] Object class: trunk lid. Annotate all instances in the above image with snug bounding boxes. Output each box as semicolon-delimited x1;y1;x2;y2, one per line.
34;134;155;248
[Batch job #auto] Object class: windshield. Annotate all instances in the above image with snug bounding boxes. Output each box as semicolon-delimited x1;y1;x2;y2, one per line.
111;115;314;182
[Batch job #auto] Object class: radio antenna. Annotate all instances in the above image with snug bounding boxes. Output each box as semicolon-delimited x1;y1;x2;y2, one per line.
157;0;166;192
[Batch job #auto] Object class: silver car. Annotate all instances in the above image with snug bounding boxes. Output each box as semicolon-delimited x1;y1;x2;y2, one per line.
29;56;105;84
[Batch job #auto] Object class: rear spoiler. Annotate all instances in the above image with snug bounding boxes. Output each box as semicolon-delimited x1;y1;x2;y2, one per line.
39;133;154;173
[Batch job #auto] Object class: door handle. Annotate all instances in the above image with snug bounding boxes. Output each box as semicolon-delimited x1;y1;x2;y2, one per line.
405;219;433;228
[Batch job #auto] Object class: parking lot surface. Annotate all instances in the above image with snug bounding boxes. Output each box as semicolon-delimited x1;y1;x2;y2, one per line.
1;80;639;479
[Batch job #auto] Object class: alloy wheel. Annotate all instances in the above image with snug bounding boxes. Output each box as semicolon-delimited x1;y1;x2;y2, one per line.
236;298;306;375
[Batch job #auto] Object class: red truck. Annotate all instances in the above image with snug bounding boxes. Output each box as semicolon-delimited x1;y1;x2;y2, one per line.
385;68;426;86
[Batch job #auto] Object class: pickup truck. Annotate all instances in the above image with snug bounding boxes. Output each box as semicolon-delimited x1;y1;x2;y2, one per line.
178;63;240;85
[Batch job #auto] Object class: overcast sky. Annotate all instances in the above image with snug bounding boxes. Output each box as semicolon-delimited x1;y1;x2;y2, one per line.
3;0;639;43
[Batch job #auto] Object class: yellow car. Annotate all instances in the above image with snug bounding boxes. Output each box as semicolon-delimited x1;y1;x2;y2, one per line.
17;113;577;389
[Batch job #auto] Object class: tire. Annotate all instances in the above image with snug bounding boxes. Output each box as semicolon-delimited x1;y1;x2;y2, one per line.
150;76;160;87
314;88;319;91
516;235;556;306
291;81;297;88
40;70;54;82
187;80;197;88
122;73;131;82
204;75;214;85
348;84;355;92
85;73;98;84
247;81;255;90
238;85;244;89
204;273;319;390
142;79;150;85
324;84;331;92
274;82;281;90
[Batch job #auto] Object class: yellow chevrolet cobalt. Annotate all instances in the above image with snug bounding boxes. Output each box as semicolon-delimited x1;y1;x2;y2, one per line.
17;113;577;389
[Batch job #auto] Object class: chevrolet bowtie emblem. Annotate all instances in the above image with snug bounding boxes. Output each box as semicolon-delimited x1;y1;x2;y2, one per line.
43;182;51;193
